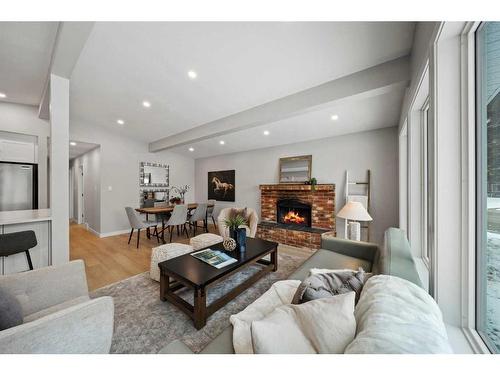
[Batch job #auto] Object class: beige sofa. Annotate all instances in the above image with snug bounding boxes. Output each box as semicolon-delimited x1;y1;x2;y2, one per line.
0;260;114;354
217;207;259;238
160;228;451;354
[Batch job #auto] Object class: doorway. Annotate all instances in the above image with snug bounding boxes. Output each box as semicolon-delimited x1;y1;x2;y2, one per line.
78;164;84;224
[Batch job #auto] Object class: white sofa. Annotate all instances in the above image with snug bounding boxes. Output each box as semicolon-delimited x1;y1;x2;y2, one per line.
0;260;114;354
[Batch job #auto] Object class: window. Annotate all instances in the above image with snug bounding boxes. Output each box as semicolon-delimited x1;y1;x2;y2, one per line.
476;21;500;353
422;100;431;266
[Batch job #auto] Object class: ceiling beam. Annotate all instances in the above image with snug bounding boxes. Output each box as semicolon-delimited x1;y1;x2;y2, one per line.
149;55;410;152
38;22;94;120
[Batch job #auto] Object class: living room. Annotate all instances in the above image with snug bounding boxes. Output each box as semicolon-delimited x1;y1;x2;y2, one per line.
0;1;499;373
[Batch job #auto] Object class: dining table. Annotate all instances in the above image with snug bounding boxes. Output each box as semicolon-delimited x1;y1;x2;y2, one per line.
135;202;215;244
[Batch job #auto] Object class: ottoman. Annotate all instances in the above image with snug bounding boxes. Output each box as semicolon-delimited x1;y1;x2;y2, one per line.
150;243;193;282
190;233;223;251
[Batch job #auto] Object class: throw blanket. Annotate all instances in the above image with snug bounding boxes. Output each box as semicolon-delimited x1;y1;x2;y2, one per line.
230;280;301;354
345;275;453;354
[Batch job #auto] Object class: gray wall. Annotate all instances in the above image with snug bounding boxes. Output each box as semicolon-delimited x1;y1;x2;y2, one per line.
195;127;399;245
70;146;101;233
0;102;50;208
70;119;195;235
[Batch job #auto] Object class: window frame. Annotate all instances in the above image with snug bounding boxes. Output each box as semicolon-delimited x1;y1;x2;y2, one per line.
421;98;431;267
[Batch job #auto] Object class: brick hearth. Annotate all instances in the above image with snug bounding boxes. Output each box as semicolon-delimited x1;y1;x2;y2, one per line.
257;184;336;249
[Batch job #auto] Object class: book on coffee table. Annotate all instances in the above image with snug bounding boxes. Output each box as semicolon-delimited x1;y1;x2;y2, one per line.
191;248;237;269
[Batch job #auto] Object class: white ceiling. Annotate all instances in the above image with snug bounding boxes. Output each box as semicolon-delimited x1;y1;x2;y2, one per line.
170;88;405;158
70;22;415;148
0;22;59;105
69;140;99;160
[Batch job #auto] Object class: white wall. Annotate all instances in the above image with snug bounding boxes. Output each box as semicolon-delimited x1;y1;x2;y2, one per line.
70;146;101;233
0;102;50;208
49;74;70;265
410;22;439;83
70;119;195;235
195;127;398;245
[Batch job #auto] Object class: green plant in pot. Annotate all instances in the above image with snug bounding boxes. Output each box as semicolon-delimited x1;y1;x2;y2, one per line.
307;177;317;191
224;215;248;252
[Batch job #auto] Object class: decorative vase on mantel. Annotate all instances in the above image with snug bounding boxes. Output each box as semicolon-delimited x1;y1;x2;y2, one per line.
229;227;247;252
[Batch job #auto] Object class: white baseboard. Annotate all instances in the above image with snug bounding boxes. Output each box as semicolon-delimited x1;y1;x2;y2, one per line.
81;223;129;238
99;229;131;238
85;224;101;237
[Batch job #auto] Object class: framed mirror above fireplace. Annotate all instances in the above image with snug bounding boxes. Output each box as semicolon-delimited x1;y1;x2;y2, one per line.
279;155;312;183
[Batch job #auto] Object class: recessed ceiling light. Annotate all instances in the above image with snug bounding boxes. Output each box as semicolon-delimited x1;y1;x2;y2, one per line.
117;119;125;125
331;114;339;121
188;147;194;152
70;142;77;146
0;92;6;98
142;100;151;108
188;70;197;79
263;130;270;136
219;140;225;145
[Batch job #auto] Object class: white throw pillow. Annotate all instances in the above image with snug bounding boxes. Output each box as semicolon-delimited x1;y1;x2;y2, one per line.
230;280;301;354
344;275;453;354
251;292;356;354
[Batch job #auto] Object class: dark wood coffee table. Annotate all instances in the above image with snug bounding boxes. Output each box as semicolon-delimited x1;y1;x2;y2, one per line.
158;237;279;329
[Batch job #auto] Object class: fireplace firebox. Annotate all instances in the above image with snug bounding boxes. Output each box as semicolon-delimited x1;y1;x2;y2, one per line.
276;199;312;228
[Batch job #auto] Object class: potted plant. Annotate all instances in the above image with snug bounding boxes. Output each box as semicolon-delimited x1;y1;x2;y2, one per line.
224;214;248;252
305;177;318;191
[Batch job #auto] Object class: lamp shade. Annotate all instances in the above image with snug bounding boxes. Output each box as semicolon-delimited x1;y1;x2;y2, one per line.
337;201;372;221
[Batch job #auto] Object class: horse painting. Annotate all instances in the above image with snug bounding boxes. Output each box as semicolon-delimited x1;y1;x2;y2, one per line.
208;170;235;201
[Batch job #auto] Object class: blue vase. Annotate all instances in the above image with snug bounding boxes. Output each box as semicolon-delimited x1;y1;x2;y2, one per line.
230;228;247;252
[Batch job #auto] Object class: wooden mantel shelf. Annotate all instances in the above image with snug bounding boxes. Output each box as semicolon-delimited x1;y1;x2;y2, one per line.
259;184;335;191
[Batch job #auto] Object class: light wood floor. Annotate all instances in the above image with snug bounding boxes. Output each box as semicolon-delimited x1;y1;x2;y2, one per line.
70;223;312;291
70;223;208;291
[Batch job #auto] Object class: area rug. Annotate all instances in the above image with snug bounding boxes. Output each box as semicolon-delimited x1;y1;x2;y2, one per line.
90;245;312;354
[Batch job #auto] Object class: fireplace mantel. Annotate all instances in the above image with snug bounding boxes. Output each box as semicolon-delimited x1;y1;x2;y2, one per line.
259;184;334;192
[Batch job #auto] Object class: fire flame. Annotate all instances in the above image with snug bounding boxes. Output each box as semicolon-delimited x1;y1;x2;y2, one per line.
283;210;305;224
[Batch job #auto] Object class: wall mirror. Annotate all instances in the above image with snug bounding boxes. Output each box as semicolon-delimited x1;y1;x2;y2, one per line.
140;162;169;187
279;155;312;183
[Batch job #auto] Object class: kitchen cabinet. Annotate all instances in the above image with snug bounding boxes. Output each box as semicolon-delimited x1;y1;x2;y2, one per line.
0;139;36;163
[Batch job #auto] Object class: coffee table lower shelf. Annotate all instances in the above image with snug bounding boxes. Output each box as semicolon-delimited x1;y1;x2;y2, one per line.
160;246;278;329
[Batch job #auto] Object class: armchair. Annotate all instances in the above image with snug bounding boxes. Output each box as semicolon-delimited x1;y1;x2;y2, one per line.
0;260;114;354
217;207;259;238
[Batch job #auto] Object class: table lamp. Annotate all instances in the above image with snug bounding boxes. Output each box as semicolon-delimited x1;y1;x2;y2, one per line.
337;201;372;241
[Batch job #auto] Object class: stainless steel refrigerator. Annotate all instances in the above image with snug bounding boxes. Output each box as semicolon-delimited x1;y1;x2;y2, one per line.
0;162;38;211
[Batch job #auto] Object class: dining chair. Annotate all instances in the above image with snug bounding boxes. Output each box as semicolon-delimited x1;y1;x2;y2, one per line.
206;199;217;229
143;199;159;231
125;207;158;248
164;204;190;242
187;203;208;235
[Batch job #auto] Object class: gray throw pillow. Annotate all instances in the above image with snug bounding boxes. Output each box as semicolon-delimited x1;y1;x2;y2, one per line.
0;287;23;331
292;268;370;305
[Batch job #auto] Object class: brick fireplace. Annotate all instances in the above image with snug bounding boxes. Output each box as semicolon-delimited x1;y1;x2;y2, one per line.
257;184;335;250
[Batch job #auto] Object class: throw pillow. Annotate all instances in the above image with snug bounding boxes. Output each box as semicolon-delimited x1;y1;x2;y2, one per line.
251;292;356;354
0;287;23;331
230;280;301;354
292;268;370;304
